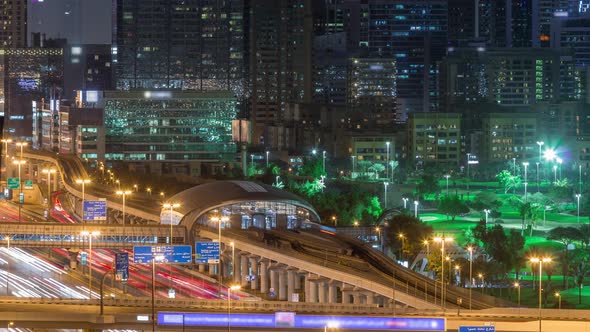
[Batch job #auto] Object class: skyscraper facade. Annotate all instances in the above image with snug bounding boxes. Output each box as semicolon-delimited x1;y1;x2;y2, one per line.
113;0;245;96
0;0;27;48
249;0;313;145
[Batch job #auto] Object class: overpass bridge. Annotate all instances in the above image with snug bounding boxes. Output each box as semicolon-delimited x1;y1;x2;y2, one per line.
11;149;509;311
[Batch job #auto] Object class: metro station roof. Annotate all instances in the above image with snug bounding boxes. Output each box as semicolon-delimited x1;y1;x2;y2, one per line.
166;180;319;223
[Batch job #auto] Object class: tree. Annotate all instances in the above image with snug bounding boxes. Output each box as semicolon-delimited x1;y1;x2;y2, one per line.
496;170;521;194
299;156;324;177
473;222;525;277
470;192;502;211
384;214;433;259
368;163;385;179
438;195;469;221
570;249;590;304
416;174;439;199
548;226;580;288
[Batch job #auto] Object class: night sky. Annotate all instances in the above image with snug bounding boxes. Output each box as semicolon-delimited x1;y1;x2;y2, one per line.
28;0;112;44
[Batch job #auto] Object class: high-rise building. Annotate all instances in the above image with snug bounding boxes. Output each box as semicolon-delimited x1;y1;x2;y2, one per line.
347;58;396;128
249;0;313;145
551;15;590;66
0;48;64;139
64;44;113;99
113;0;246;95
408;113;462;169
481;112;538;162
0;0;26;48
364;0;447;115
439;47;582;110
448;0;478;45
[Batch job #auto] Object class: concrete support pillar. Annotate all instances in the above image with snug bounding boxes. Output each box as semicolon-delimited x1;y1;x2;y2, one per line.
287;269;296;301
328;282;338;304
341;290;351;304
308;279;317;303
208;263;216;275
198;264;206;273
270;269;279;296
294;272;301;290
232;250;240;283
278;270;287;301
249;257;258;290
240;255;249;286
259;260;269;293
365;292;374;305
317;280;327;303
352;292;361;304
304;278;310;302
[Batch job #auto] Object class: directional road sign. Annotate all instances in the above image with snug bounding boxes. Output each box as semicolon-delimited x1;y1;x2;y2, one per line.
133;245;192;264
195;242;220;264
459;327;495;332
115;252;129;281
7;178;19;189
24;180;33;189
81;251;87;266
83;200;107;221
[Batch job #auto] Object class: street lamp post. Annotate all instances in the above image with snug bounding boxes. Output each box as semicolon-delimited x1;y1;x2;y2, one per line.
76;179;91;224
15;142;27;160
230;242;235;282
250;154;254;174
536;141;544;162
0;138;12;192
402;197;408;209
467;246;473;311
576;194;581;223
523;162;529;198
81;230;100;299
163;203;180;244
211;214;229;296
413;201;419;218
514;282;520;308
322;150;326;174
579;165;583;194
444;174;450;196
116;190;132;226
454;265;461;286
536;162;540;193
434;236;453;310
398;233;405;261
512;157;516;175
386;141;390;180
479;273;484;294
383;182;389;209
228;285;241;332
555;292;561;310
483;209;490;227
466;153;472;190
5;235;9;294
13;160;25;222
265;151;269;168
351;155;356;177
42;169;56;204
530;257;552;332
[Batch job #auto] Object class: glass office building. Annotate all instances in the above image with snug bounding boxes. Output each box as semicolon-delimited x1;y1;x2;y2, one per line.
101;90;237;175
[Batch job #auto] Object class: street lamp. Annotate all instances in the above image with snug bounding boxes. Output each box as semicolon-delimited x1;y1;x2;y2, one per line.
375;227;381;250
146;187;152;195
76;179;91;224
351;155;356;177
522;162;529;198
228;285;241;332
383;182;389;209
434;236;453;310
444;174;450;196
81;230;100;299
42;169;56;204
413;200;419;218
0;138;12;192
536;162;540;193
423;240;430;256
12;159;25;222
15;142;27;160
478;273;484;295
467;246;473;311
322;150;326;174
133;184;138;192
386;141;390;180
483;209;490;227
398;233;405;261
512;157;516;175
250;154;254;174
576;194;581;223
454;265;461;286
466;153;472;190
579;164;583;194
116;190;132;226
163;203;181;244
5;235;10;293
536;141;544;163
211;214;229;296
402;197;408;209
7;321;13;330
530;257;552;332
555;292;561;310
265;151;269;168
230;242;236;282
514;282;520;308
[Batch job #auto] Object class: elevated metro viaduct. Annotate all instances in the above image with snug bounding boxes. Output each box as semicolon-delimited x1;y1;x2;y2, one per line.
15;150;504;311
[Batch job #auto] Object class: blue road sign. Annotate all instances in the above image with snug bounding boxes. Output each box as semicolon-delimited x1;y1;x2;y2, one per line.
81;251;87;266
195;242;220;264
459;327;495;332
83;200;107;221
115;252;129;281
133;245;192;264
